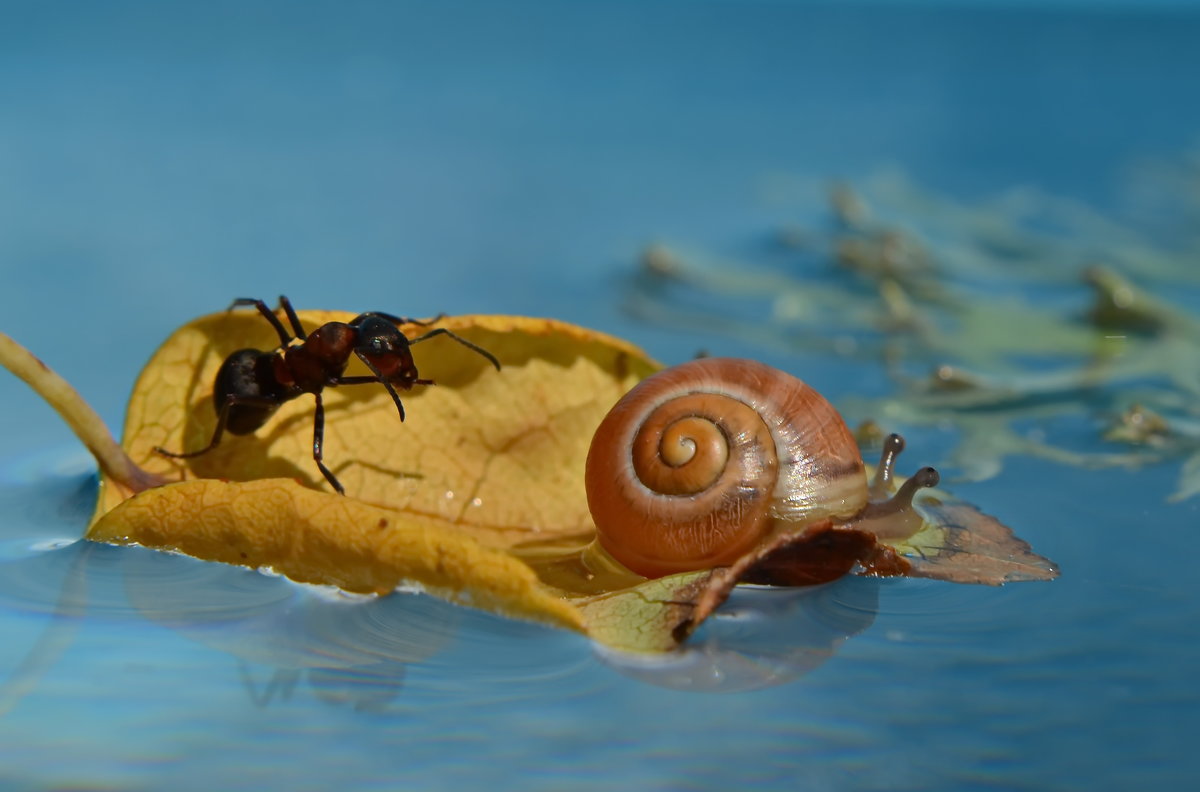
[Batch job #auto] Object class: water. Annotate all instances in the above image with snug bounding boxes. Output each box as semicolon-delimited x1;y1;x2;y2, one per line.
2;2;1199;789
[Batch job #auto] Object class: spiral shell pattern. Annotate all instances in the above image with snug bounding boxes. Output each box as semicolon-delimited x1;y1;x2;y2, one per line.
586;357;868;578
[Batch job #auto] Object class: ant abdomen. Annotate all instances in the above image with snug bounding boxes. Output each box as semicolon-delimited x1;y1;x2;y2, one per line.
214;349;287;435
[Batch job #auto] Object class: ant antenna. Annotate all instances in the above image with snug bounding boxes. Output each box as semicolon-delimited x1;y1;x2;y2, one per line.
409;328;501;371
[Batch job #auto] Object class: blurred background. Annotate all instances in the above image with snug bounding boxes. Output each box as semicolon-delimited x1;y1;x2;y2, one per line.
4;0;1199;440
1;1;1199;790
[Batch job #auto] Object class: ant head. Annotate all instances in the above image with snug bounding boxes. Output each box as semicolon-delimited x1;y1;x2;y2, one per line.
354;317;418;384
364;332;399;356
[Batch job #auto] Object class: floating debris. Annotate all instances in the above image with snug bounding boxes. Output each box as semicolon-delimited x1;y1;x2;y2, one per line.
626;155;1200;500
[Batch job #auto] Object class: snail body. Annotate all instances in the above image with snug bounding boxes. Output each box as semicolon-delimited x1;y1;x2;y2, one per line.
585;357;938;579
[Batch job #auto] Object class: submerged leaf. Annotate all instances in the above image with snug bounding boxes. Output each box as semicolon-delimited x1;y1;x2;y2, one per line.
577;570;718;654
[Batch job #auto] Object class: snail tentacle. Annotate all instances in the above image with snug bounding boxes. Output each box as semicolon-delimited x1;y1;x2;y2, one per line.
856;437;941;540
869;433;906;500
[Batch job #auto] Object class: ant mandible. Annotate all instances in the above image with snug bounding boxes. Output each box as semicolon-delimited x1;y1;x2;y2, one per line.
155;295;501;495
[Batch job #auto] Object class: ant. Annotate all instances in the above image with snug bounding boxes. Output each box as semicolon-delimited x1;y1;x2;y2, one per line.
155;296;501;495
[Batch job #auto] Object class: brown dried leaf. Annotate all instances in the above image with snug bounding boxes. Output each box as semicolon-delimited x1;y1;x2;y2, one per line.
897;500;1061;584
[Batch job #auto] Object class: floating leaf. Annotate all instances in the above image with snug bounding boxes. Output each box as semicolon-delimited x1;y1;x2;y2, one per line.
3;308;1057;654
899;501;1060;585
98;311;657;548
87;477;586;632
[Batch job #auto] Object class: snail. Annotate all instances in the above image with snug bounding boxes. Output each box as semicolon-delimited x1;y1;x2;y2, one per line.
585;357;940;579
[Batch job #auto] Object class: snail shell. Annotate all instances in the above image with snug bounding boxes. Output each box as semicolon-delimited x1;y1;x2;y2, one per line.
585;357;870;578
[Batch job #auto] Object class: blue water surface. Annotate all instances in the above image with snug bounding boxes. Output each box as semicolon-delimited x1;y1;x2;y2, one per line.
2;2;1199;790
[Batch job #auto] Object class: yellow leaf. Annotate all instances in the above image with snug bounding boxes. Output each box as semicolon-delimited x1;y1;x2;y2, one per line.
79;307;691;649
87;477;586;632
101;311;658;551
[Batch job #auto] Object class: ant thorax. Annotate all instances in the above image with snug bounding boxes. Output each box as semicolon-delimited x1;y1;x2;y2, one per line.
279;322;357;393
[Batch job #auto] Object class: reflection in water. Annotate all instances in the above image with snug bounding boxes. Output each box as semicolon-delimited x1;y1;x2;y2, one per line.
239;664;301;708
0;468;106;715
120;550;453;712
306;662;407;712
2;537;891;709
1;472;891;714
237;662;408;712
0;540;91;715
597;577;880;692
0;531;445;713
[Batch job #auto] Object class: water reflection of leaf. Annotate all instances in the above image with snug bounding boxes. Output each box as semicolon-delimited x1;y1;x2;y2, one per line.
1;538;892;698
627;158;1200;500
0;542;91;716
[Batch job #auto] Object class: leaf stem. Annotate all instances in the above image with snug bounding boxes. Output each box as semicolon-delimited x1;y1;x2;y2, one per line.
0;331;166;493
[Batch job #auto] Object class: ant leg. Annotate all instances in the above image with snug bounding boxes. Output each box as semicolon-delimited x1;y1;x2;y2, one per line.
348;351;408;421
154;395;278;459
276;295;307;339
228;298;294;348
154;398;234;458
334;372;433;384
333;376;433;388
409;328;501;371
311;393;345;495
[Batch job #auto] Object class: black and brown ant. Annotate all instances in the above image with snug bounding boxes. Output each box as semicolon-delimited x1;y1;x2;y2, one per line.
155;296;500;495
